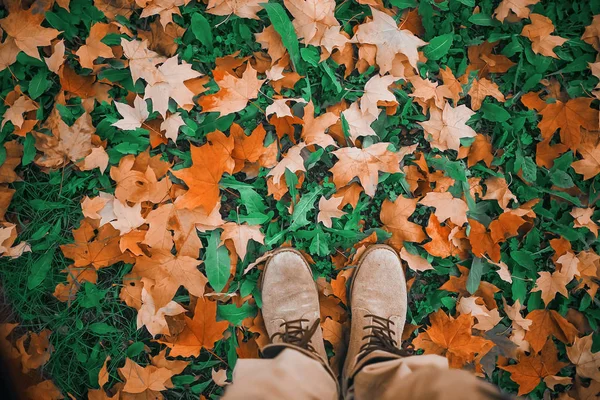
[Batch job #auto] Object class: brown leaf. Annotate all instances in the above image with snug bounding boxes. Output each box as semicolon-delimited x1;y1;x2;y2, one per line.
380;196;426;249
330;143;402;197
160;298;229;357
500;340;568;395
524;309;578;352
521;14;568;58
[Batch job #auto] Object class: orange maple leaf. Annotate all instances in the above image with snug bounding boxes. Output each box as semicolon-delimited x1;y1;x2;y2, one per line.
330;143;402;197
380;196;426;249
0;8;59;60
133;249;207;309
161;298;229;357
198;65;265;116
537;98;598;150
500;340;568;395
524;309;578;352
413;310;494;368
60;220;133;269
173;131;235;211
521;14;568;58
423;214;455;258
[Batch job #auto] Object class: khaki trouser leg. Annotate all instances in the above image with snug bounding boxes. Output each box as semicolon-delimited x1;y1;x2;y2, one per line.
222;348;338;400
348;352;504;400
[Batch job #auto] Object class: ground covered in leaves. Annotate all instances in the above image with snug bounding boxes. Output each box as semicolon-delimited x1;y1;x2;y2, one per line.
0;0;599;399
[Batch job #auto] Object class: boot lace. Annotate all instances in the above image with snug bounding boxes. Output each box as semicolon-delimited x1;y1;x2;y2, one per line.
270;319;320;353
357;314;414;362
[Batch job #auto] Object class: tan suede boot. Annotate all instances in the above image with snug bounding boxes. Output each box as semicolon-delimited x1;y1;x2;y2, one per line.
342;244;413;392
260;248;331;368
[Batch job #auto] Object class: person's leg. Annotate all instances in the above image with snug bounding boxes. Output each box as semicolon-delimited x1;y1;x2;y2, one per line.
223;348;337;400
350;352;505;400
223;248;338;400
342;245;506;400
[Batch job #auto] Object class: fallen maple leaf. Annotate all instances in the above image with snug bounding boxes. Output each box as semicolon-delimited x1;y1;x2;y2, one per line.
503;298;532;331
537;97;597;150
119;358;176;395
494;0;540;22
570;207;599;237
173;131;235;211
112;96;150;131
439;66;463;105
330;143;402;197
75;23;115;69
521;14;568;58
380;196;426;249
419;103;477;152
300;101;338;148
61;220;133;269
467;77;505;111
341;101;377;143
470;219;501;262
220;222;265;261
256;25;286;64
317;196;346;228
573;142;600;180
145;56;202;117
137;288;186;337
482;177;517;209
133;249;207;309
35;111;96;169
456;296;502;331
121;38;166;85
531;271;571;306
140;0;190;27
419;191;468;226
399;247;433;272
161;298;229;357
1;95;37;130
566;334;600;381
199;65;265;116
423;214;455;258
500;340;568;395
524;308;578;352
267;142;306;185
413;309;494;368
283;0;338;46
351;7;426;73
161;112;185;142
359;74;398;119
0;8;59;60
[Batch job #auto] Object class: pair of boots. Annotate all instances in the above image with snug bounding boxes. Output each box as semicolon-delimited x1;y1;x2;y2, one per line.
260;244;411;392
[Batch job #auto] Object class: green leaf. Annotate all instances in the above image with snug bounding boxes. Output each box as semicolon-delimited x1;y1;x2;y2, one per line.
466;257;484;294
79;283;107;309
309;229;330;256
89;322;120;335
191;13;213;51
389;0;417;9
126;342;145;358
550;170;574;188
510;250;536;272
262;2;303;73
22;133;36;166
289;186;323;231
423;33;454;60
204;230;230;292
29;71;50;100
217;302;257;326
468;13;494;26
480;103;510;122
27;247;56;289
